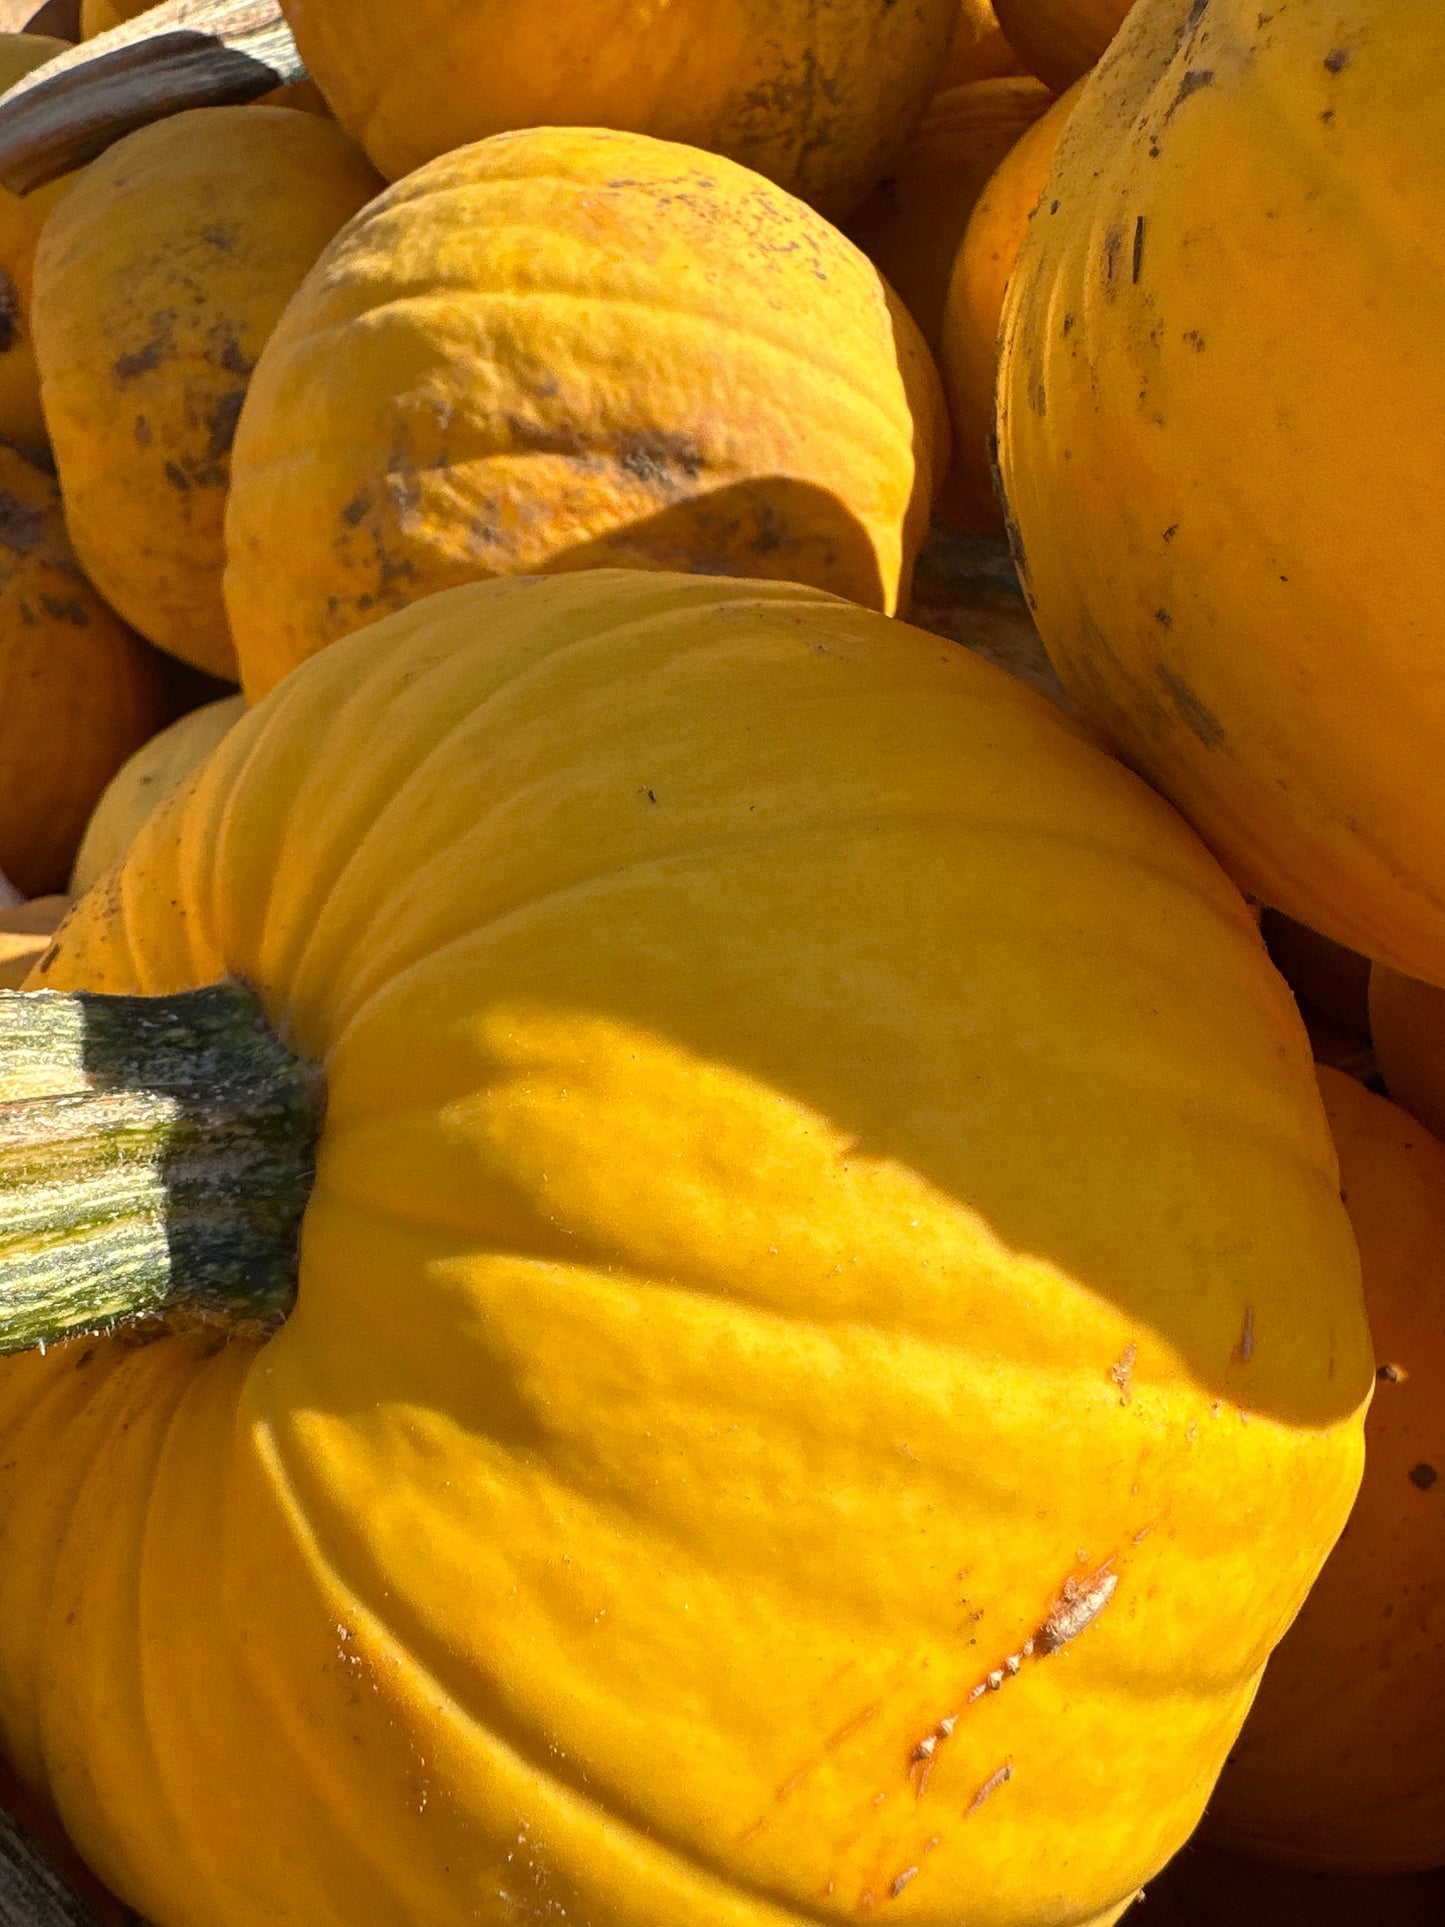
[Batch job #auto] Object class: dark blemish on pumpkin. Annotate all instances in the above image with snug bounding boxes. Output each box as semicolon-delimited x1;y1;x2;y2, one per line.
1131;216;1146;284
889;1868;919;1898
0;269;20;355
1028;365;1047;415
200;225;235;250
1062;312;1075;335
164;461;192;492
1049;198;1060;214
1184;329;1206;351
1166;69;1215;122
641;787;658;804
1187;0;1210;22
134;415;152;446
114;313;177;381
1409;1463;1438;1491
1163;522;1179;541
1232;1304;1256;1363
1002;508;1030;588
75;1348;94;1369
0;489;45;554
1102;226;1123;291
206;389;246;461
1320;107;1336;123
1157;664;1226;746
1154;608;1172;628
39;595;88;626
619;431;705;490
1324;47;1351;73
341;492;370;528
1377;1362;1407;1383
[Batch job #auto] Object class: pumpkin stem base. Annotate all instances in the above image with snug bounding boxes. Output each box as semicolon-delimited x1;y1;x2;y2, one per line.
0;980;322;1356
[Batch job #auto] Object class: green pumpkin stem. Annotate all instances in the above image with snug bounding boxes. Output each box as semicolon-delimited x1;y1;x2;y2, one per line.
0;981;322;1357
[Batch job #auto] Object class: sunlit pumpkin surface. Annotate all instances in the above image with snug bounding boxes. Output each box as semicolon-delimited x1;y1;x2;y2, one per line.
0;573;1369;1925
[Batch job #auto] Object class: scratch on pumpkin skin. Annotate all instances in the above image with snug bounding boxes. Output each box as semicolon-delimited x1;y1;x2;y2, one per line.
1232;1305;1256;1363
910;1565;1121;1795
1110;1341;1138;1404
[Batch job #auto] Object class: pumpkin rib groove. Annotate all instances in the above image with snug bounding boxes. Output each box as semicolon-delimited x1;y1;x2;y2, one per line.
244;1404;844;1927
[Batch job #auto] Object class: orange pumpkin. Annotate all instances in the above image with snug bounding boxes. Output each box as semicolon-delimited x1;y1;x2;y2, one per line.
845;76;1054;359
992;0;1128;90
938;79;1080;532
940;0;1025;86
1207;1068;1445;1871
1368;966;1445;1145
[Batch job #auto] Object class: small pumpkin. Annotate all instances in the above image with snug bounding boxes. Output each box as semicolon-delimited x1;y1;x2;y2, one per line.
938;79;1080;533
844;75;1054;360
0;570;1368;1927
991;0;1130;91
70;693;246;897
278;0;957;218
1207;1068;1445;1872
997;0;1445;985
225;125;947;700
31;105;382;680
1368;966;1445;1145
0;32;78;459
0;894;69;992
0;439;169;896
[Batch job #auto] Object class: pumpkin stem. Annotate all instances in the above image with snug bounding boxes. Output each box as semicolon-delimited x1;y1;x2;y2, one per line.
0;980;322;1357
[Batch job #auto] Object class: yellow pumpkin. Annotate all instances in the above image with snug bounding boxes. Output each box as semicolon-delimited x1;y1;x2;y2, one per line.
991;0;1129;91
0;894;69;991
1368;966;1445;1144
845;76;1054;360
997;0;1445;986
224;125;947;702
939;0;1025;87
70;693;246;897
278;0;957;218
0;32;77;459
0;439;169;896
1208;1068;1445;1871
938;80;1080;533
0;570;1369;1927
31;106;382;680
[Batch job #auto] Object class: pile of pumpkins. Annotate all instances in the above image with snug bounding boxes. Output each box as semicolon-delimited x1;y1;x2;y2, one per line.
0;0;1439;1924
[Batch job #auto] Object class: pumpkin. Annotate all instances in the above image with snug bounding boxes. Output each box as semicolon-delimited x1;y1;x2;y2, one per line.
277;0;957;218
0;569;1369;1927
0;32;78;459
31;106;382;680
78;0;134;32
991;0;1130;91
844;76;1054;360
938;79;1080;533
224;125;948;702
1368;966;1445;1144
0;894;69;992
1139;1842;1445;1926
70;693;245;896
996;1;1445;986
0;439;169;897
940;0;1025;88
1207;1068;1445;1871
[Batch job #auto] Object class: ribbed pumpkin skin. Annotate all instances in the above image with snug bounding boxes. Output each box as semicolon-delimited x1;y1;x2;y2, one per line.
0;571;1369;1927
992;0;1130;90
997;0;1445;985
225;127;947;702
1208;1069;1445;1872
0;442;169;897
0;34;76;460
278;0;957;217
31;107;381;681
70;693;246;897
938;81;1079;533
844;76;1054;359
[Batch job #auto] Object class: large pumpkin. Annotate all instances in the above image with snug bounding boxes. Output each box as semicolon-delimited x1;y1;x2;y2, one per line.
277;0;957;217
0;571;1369;1926
31;106;381;680
996;0;1445;986
224;126;947;701
0;32;78;459
1208;1069;1445;1871
0;439;169;897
